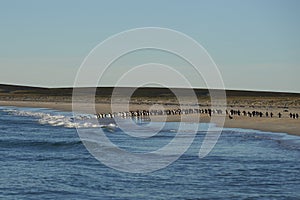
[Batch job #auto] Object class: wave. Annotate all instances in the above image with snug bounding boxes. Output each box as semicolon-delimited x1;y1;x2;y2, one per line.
223;127;300;151
0;138;82;149
3;108;108;129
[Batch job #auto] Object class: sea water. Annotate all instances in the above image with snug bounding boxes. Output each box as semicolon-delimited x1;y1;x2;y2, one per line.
0;106;299;199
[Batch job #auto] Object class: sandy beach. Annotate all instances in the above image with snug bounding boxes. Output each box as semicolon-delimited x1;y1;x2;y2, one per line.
1;97;300;136
1;84;300;136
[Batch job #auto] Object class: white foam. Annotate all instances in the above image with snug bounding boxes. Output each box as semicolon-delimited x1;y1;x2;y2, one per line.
4;109;103;129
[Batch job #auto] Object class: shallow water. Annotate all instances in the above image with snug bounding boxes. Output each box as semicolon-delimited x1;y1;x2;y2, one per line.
0;107;299;199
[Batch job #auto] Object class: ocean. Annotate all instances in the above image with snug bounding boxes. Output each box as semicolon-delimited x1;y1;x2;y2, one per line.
0;106;299;199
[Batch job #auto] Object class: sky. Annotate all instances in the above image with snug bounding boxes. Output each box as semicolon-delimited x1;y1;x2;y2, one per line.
0;0;299;92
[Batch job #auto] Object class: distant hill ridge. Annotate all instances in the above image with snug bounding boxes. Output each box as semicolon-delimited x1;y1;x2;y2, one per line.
0;84;299;97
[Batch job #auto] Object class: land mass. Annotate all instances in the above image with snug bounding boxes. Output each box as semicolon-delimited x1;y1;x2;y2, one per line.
0;84;300;136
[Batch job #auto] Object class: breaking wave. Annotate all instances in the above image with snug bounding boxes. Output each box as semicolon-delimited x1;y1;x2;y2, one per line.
3;108;105;129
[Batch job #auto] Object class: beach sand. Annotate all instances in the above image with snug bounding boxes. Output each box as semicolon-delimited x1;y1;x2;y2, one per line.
1;84;300;135
1;99;300;136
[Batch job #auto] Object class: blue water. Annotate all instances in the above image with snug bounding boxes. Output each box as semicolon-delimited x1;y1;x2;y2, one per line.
1;107;300;199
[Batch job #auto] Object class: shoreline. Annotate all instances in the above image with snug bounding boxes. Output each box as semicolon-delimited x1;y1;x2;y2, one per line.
1;100;299;136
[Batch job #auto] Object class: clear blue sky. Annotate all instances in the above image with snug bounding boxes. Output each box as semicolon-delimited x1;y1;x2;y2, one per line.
0;0;299;92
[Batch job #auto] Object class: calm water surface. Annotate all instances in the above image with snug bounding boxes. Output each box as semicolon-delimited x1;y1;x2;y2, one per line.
0;107;299;199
